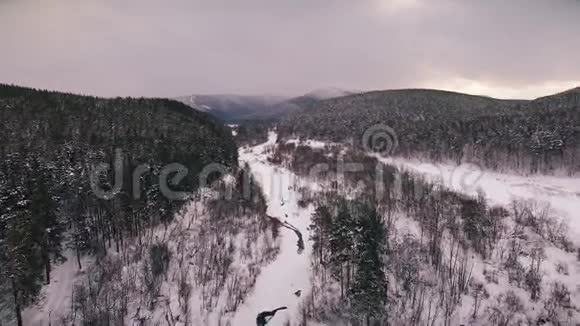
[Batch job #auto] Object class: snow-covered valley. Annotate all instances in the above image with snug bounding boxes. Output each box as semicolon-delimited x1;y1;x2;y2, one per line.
3;4;580;325
231;132;316;325
18;132;318;326
13;132;580;326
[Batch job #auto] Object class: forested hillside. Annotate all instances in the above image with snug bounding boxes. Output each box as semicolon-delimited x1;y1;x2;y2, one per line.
0;84;238;324
279;88;580;175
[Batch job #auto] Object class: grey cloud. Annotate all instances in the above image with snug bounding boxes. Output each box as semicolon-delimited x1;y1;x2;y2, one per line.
0;0;578;98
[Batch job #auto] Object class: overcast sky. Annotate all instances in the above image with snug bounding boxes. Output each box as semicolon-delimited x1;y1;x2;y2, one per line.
1;0;579;99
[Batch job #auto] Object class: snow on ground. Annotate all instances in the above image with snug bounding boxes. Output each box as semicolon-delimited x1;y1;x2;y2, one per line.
281;137;580;241
232;132;316;325
20;132;316;326
375;156;580;324
285;138;340;149
22;252;93;326
289;136;580;323
377;156;580;244
228;124;238;136
23;133;580;325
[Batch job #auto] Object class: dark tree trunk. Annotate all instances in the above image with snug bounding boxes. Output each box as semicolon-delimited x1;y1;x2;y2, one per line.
76;247;82;270
339;265;344;299
43;233;51;284
45;259;51;284
11;278;22;326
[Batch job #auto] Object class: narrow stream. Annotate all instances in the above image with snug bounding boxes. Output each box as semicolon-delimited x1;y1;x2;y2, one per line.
268;215;305;254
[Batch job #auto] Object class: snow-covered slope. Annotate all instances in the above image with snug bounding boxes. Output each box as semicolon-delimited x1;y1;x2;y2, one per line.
176;95;213;112
21;253;93;325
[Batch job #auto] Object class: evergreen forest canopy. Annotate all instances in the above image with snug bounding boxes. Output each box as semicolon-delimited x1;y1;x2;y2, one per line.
279;87;580;175
0;84;238;324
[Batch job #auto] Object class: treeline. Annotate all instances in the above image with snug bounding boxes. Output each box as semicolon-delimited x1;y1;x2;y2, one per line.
279;88;580;175
0;84;238;325
233;120;271;147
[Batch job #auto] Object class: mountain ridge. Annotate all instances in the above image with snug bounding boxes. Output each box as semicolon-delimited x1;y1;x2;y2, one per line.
279;86;580;175
174;87;357;122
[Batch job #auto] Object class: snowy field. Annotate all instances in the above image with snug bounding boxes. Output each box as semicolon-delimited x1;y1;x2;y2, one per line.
377;156;580;245
288;137;580;244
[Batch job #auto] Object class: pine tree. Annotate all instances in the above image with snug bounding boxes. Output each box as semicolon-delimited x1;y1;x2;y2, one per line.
329;200;356;298
310;205;333;266
0;179;44;326
348;202;387;325
29;163;65;284
0;84;239;325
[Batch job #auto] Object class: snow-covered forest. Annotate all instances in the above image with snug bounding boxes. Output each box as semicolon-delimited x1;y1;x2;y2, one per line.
2;83;580;326
279;88;580;175
269;134;580;325
0;85;238;325
2;0;580;324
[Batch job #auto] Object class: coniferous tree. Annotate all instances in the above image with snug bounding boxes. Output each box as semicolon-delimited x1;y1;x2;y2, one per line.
29;163;65;284
329;200;356;298
310;205;333;266
0;84;239;324
348;202;388;325
0;178;43;326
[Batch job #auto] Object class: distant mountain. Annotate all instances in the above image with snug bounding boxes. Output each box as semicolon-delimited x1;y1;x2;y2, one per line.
279;87;580;174
175;87;358;122
303;87;356;100
174;94;288;121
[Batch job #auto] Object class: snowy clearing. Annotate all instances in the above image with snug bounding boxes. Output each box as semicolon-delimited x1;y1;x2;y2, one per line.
377;156;580;245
